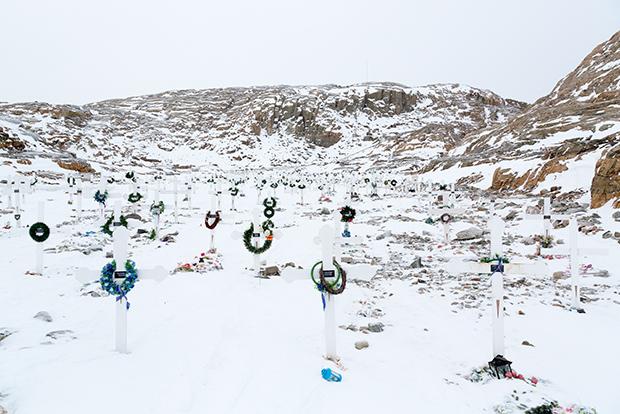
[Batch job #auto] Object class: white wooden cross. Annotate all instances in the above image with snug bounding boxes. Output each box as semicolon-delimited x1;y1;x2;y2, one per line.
523;197;569;239
75;178;84;219
540;218;607;311
96;175;108;218
75;204;167;353
216;181;223;210
447;216;548;358
281;224;339;360
428;201;465;243
184;175;193;210
208;196;218;251
33;201;46;274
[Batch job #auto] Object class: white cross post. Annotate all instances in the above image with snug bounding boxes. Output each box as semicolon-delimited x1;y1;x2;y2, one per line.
251;207;263;274
448;216;547;358
97;175;108;219
184;176;193;210
75;178;84;219
172;177;179;223
282;224;339;360
523;197;570;239
34;201;45;274
429;203;465;243
216;182;223;210
208;196;218;251
540;218;607;311
75;208;167;353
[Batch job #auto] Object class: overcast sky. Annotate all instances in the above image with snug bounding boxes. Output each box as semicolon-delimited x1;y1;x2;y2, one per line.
1;0;618;105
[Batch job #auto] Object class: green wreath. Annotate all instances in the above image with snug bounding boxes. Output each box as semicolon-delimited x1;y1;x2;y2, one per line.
29;222;50;243
150;201;165;216
310;260;346;295
263;197;277;208
128;192;142;203
243;223;272;254
480;255;510;264
230;188;239;196
264;207;275;219
340;206;356;223
101;214;128;236
94;190;108;205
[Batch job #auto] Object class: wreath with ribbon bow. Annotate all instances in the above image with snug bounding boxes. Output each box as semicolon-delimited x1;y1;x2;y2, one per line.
243;223;273;254
340;206;356;223
205;211;221;230
99;260;138;309
101;214;128;236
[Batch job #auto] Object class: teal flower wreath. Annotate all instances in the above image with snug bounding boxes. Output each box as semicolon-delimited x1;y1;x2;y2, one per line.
99;260;138;309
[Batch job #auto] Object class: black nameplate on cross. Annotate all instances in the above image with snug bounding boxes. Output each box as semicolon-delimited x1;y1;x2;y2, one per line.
252;233;261;238
490;264;504;273
114;271;127;279
323;270;336;279
543;215;551;219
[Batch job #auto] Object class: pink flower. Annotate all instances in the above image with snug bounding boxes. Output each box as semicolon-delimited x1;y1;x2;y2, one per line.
530;377;538;385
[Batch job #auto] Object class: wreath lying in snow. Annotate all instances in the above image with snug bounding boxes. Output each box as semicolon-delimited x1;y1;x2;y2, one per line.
29;222;50;243
128;192;142;203
340;206;356;223
150;201;165;217
94;190;108;206
205;211;221;230
101;214;128;236
99;260;138;309
243;223;273;254
311;259;347;295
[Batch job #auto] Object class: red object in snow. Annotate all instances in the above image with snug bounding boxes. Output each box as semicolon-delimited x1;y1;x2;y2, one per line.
530;377;538;385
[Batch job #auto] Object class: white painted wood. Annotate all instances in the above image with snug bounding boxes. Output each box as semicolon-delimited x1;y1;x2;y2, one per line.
35;201;44;274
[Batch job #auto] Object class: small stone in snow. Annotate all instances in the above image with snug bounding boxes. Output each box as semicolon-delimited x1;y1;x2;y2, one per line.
522;340;534;347
355;341;369;350
34;311;53;322
367;322;384;333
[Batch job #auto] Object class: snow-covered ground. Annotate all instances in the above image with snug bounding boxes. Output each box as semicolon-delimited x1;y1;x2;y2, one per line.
0;179;618;413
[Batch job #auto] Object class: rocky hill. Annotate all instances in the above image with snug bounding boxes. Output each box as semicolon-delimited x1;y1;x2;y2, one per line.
425;30;620;208
0;83;524;175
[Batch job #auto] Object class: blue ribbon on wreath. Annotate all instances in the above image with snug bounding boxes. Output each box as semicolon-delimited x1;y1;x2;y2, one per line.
116;291;131;310
316;283;326;310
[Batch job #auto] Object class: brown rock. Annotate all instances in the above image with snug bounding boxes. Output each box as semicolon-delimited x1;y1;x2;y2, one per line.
55;159;95;173
591;144;620;208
